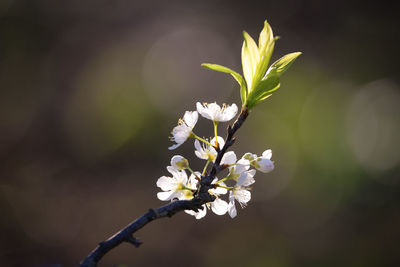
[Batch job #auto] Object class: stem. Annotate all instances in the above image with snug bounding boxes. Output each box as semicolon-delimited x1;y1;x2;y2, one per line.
213;121;219;147
216;177;230;184
202;160;211;176
80;107;249;267
187;167;201;179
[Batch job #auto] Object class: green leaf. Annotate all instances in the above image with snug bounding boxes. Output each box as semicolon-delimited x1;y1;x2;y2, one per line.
201;63;248;104
241;31;260;92
245;74;280;109
243;31;260;66
268;52;302;76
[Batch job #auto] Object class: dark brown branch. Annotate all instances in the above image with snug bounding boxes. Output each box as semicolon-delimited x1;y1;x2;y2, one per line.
79;107;249;267
80;200;204;267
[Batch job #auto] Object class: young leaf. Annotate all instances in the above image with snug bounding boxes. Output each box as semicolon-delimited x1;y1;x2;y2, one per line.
243;31;260;68
241;41;252;93
268;52;302;76
241;31;260;91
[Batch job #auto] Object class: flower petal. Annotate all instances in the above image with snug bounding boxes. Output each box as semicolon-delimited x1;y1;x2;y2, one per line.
185;205;207;219
234;188;251;205
262;149;272;159
237;169;256;186
211;178;228;195
222;103;238;121
211;136;225;149
156;176;176;191
196;102;212;120
194;140;208;160
171;124;191;144
221;151;237;165
183;111;198;128
195;150;206;160
194;139;202;152
168;143;181;150
213;185;228;195
255;157;274;173
177;170;188;184
211;198;228;215
228;191;237;218
166;166;179;177
188;173;200;188
195;205;207;219
237;157;251;165
157;191;175;201
231;162;250;176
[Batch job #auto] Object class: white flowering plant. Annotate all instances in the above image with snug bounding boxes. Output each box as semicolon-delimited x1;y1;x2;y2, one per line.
80;20;300;267
161;101;273;219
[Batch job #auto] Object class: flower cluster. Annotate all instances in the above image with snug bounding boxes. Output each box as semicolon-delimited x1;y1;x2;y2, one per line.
157;102;274;219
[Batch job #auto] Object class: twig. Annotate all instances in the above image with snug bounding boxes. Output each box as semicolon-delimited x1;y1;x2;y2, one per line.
79;107;249;267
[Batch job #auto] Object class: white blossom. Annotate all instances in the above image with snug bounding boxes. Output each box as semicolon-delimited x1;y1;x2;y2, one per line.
228;188;251;218
170;155;189;170
227;157;250;180
194;136;224;161
194;136;237;167
253;149;274;173
196;102;238;122
156;167;198;201
169;111;198;150
239;150;274;173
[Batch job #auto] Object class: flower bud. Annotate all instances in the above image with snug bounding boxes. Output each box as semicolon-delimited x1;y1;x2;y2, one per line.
170;155;189;170
253;157;274;173
243;152;257;161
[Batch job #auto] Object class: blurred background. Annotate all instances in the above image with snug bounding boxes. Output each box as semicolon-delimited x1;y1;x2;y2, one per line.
1;0;399;266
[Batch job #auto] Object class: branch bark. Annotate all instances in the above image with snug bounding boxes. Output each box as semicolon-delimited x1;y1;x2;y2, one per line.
79;107;249;267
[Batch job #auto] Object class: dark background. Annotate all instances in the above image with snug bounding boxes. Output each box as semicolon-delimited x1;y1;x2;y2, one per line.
1;0;399;266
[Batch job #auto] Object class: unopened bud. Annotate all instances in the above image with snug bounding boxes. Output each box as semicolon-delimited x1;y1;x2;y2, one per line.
170;155;189;170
